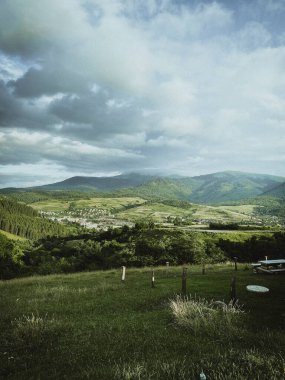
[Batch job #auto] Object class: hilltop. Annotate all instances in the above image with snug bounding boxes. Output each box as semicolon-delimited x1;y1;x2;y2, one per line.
1;171;284;204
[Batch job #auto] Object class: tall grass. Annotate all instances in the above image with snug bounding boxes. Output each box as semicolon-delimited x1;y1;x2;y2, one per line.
12;312;59;344
170;295;244;336
113;350;285;380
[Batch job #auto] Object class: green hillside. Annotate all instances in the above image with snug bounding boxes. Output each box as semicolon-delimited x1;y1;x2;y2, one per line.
1;266;284;379
1;171;284;204
115;201;253;224
183;171;284;203
0;198;69;239
261;182;285;199
0;229;27;241
33;173;154;191
115;172;284;204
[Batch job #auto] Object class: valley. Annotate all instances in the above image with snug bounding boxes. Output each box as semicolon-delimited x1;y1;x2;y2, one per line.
29;196;282;231
1;170;283;232
0;170;284;281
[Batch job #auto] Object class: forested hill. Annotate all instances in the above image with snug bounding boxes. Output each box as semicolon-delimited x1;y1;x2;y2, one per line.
186;171;285;203
34;173;155;191
1;171;284;204
261;182;285;199
115;171;285;203
0;198;68;239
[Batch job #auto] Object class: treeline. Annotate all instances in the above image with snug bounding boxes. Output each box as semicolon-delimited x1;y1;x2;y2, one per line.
0;233;30;279
0;198;38;217
0;198;68;239
3;190;96;204
209;222;269;231
218;232;285;262
1;222;284;279
160;199;194;209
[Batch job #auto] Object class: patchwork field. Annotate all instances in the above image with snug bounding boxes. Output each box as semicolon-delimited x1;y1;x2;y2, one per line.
29;197;257;225
29;197;146;212
1;265;284;379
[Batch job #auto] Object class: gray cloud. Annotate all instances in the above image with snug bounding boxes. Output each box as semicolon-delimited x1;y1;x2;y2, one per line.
49;90;148;138
0;81;23;125
0;0;285;187
11;66;88;98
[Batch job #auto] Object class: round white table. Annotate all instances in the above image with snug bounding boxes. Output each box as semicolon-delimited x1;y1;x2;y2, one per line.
246;285;269;293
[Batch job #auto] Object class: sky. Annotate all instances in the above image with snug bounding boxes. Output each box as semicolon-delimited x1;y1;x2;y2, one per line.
0;0;285;188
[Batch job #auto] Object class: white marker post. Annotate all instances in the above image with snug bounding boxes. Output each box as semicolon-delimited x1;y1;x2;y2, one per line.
121;266;126;282
151;270;155;288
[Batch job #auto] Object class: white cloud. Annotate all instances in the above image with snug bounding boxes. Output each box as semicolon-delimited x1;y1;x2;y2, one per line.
0;0;285;185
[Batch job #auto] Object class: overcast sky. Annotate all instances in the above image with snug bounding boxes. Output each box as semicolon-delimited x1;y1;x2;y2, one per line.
0;0;285;187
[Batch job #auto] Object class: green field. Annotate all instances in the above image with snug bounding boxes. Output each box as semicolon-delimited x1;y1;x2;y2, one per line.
29;197;146;212
215;205;257;214
117;202;254;223
29;196;256;225
1;265;284;379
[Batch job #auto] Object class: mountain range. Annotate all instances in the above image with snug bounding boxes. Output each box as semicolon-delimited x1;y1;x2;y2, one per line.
2;171;284;204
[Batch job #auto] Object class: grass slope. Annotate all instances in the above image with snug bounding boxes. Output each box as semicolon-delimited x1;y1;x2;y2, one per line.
0;229;27;241
1;265;284;380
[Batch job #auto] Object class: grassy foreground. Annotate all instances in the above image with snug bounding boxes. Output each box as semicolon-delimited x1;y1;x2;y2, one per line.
0;264;284;380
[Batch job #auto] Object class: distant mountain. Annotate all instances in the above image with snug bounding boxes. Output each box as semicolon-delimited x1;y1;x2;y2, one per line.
119;171;285;203
1;171;284;204
187;171;285;203
33;173;155;191
261;181;285;199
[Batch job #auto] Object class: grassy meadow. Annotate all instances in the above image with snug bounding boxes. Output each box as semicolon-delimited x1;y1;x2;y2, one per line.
1;264;284;379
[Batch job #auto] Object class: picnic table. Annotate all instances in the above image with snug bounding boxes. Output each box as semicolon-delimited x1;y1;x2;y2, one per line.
253;259;285;274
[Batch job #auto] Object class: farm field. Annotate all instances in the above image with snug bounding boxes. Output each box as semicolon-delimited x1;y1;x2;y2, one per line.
29;197;146;212
1;265;284;380
29;196;257;226
215;205;257;214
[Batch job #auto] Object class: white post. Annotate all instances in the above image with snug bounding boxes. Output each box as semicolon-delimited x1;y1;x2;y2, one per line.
121;266;126;281
166;262;169;267
151;270;155;288
265;256;268;261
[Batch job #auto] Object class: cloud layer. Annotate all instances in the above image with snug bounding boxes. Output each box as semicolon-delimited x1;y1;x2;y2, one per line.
0;0;285;186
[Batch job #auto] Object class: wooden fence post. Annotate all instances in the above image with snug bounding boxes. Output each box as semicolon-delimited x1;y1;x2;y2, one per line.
182;267;187;296
230;276;237;305
121;266;126;282
234;257;238;271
